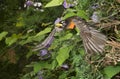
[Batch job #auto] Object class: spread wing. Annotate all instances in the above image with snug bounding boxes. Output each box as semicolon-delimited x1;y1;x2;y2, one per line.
77;25;107;54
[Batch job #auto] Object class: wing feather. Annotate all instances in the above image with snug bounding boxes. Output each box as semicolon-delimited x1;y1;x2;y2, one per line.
77;25;107;54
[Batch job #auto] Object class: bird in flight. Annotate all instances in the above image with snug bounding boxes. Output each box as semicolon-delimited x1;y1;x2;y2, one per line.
56;16;107;55
33;16;107;55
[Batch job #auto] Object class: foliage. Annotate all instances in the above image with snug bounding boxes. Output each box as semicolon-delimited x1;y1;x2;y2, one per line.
0;0;120;79
45;0;64;7
103;66;120;79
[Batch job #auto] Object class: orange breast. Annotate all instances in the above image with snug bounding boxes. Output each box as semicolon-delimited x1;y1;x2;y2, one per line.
67;21;75;29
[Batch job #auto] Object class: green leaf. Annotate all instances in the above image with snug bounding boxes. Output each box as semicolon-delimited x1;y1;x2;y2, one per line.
56;45;73;66
51;60;58;69
16;21;24;27
33;35;45;42
75;27;80;35
5;34;18;46
78;0;90;10
19;35;45;45
77;10;89;20
16;16;24;27
103;66;120;78
62;12;76;20
26;51;37;59
0;31;8;41
45;0;64;7
33;62;52;73
19;28;52;45
79;48;85;56
35;27;52;37
19;36;34;45
58;72;67;79
59;33;73;41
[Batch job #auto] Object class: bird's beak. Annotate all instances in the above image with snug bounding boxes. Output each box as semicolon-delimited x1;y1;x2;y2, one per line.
55;23;63;27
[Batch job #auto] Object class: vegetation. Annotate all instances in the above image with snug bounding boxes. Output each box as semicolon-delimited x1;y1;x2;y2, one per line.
0;0;120;79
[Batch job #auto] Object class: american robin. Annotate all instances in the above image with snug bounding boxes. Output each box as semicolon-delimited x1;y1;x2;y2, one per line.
56;16;107;54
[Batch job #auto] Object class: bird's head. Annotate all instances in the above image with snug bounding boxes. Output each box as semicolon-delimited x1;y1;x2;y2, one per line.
55;16;85;29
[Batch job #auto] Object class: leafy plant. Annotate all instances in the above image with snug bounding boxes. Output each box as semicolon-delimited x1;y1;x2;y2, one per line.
1;0;120;79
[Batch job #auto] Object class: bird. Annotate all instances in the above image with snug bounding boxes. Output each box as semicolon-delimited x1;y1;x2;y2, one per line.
56;16;107;55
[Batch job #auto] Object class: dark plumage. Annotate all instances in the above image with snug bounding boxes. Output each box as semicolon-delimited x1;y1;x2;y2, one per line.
72;16;107;54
